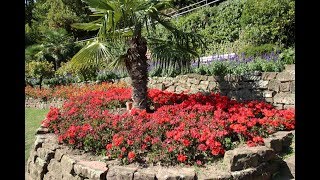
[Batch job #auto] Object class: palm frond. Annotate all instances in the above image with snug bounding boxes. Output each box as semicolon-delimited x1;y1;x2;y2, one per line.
70;40;113;70
71;22;102;31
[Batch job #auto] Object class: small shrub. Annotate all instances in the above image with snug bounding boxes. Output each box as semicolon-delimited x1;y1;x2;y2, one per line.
278;47;295;64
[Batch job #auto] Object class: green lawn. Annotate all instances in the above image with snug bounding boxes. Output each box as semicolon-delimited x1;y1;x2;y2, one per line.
25;108;49;162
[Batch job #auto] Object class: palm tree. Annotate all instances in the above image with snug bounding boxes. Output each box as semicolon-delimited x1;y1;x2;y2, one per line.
70;0;204;110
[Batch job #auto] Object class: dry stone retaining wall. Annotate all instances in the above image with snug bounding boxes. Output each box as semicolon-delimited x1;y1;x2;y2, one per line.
25;64;294;110
26;125;294;180
117;64;295;109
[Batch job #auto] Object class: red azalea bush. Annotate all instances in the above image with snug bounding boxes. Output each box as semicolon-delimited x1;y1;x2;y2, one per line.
25;81;128;100
42;87;295;165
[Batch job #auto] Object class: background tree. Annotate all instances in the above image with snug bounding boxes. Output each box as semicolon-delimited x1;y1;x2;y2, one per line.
70;0;204;110
25;61;55;90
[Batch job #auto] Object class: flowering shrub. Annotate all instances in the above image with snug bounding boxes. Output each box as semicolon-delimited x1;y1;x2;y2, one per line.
42;88;295;165
25;82;128;100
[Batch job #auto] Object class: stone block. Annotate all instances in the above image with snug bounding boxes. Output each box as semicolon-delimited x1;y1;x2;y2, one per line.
280;82;291;92
74;160;108;180
156;167;196;180
224;74;243;82
166;85;176;92
261;72;278;80
290;81;295;93
106;166;138;180
268;79;280;92
256;80;269;89
284;105;295;109
273;103;284;110
276;72;295;82
223;146;275;171
36;127;49;135
263;91;275;98
187;78;200;85
242;75;261;82
60;155;76;174
37;148;55;162
54;149;65;162
134;169;157;180
273;93;295;105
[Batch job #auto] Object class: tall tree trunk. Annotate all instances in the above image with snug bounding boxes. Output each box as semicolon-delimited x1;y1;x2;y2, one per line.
124;27;148;110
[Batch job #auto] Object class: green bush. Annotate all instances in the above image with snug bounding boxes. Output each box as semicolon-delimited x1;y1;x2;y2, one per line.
278;47;295;64
240;0;295;47
96;71;119;82
240;44;281;57
25;61;55;89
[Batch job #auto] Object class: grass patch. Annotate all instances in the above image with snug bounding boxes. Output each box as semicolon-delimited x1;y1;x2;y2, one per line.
25;108;49;163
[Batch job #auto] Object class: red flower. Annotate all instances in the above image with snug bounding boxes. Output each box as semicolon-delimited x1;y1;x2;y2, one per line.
182;139;191;147
177;154;187;162
106;144;112;150
128;151;135;160
197;144;207;151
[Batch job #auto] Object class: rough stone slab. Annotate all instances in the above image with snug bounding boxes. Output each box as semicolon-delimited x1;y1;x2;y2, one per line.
231;162;278;180
262;91;275;98
106;166;138;180
261;72;278;80
284;105;295;109
224;74;243;82
217;82;240;90
152;83;165;90
290;81;295;93
176;86;188;93
35;157;48;170
43;172;62;180
273;103;284;110
276;72;295;82
247;146;276;163
207;82;217;91
199;75;208;81
265;97;273;103
199;81;209;90
273;93;295;104
263;138;282;153
197;170;232;180
279;82;291;92
54;149;65;162
242;75;261;82
227;89;261;101
223;146;275;172
284;155;295;178
42;143;60;151
47;159;62;174
156;167;196;180
134;169;157;180
272;131;294;148
284;64;295;72
36;127;49;134
74;160;108;180
37;148;55;162
166;86;176;92
208;76;221;82
268;79;280;92
60;155;77;174
187;78;200;85
256;80;269;89
34;135;46;150
61;173;82;180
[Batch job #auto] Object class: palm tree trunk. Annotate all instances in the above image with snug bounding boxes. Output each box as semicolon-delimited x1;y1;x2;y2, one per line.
124;28;148;110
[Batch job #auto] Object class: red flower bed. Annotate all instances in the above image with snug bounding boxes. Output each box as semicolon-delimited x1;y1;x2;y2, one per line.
42;87;295;165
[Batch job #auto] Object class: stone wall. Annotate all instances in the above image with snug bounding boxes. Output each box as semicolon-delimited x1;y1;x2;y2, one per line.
26;126;294;180
26;64;295;110
117;64;295;109
25;97;65;109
